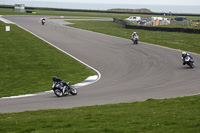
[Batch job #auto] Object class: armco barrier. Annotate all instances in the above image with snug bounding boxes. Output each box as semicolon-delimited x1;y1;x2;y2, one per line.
113;18;130;28
113;18;200;34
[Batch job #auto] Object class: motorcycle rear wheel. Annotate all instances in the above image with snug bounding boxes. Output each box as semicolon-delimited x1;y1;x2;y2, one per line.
54;89;63;97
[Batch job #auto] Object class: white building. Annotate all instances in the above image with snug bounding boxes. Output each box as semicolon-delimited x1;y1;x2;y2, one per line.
14;4;25;12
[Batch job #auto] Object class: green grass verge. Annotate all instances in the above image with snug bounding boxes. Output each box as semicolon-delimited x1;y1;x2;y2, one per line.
68;21;200;54
0;95;200;132
0;21;96;97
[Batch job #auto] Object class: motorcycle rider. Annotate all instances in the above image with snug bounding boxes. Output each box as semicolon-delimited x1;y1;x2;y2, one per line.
41;18;45;25
52;76;67;93
181;51;193;65
131;32;139;44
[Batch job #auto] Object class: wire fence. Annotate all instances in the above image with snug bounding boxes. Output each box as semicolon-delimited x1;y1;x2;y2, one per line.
170;21;192;26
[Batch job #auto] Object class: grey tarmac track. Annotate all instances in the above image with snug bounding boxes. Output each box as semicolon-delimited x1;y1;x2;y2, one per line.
0;15;200;113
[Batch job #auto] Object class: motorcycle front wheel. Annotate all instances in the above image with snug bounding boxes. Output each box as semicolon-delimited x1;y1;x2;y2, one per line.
189;62;194;68
70;86;78;95
54;89;63;97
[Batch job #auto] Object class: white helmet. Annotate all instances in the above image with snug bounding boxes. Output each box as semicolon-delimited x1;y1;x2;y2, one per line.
133;32;136;34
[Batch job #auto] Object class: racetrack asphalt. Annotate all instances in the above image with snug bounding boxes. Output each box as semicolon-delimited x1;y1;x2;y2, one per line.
0;15;200;113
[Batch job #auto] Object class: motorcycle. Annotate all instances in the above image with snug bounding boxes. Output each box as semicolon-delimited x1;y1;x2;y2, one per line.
52;79;78;97
183;56;194;68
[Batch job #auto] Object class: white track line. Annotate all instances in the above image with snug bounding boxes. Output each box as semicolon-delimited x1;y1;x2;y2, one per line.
0;15;15;24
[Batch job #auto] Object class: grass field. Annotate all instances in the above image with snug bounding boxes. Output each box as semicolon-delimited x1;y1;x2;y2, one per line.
0;21;96;98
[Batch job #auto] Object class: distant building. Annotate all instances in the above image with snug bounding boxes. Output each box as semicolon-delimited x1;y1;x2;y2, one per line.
14;4;25;12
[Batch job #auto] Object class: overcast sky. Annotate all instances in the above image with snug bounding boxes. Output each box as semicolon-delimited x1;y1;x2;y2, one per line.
33;0;200;5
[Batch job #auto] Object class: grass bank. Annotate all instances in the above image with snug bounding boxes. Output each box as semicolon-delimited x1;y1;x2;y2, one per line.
68;21;200;54
0;21;96;98
0;95;200;132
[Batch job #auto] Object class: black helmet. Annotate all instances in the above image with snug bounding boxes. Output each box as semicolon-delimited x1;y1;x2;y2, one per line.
52;76;58;81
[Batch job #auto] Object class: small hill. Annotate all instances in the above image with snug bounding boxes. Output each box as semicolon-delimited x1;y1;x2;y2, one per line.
107;8;152;13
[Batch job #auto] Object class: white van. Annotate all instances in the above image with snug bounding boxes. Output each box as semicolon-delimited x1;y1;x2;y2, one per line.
151;17;163;22
126;16;141;21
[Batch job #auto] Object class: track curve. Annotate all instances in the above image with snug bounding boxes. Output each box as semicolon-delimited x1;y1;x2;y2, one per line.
0;15;200;113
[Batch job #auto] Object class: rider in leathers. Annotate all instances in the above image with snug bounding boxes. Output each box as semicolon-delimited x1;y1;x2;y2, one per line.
52;76;67;93
131;32;139;44
181;51;193;65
